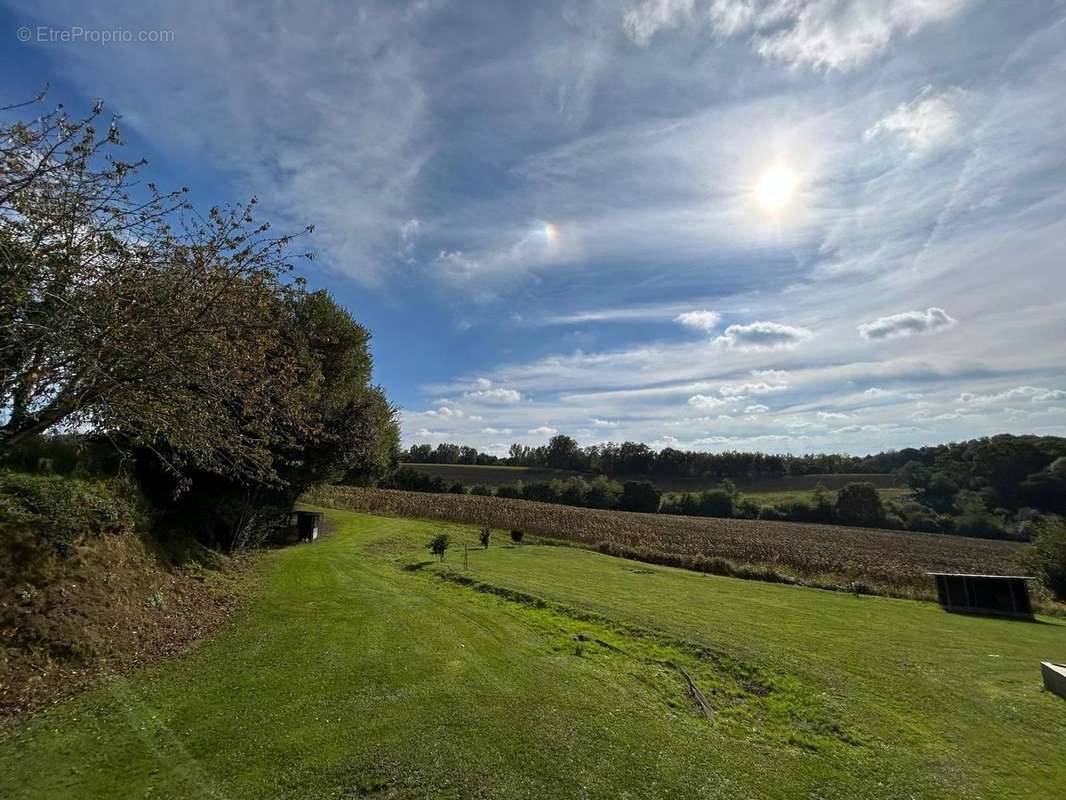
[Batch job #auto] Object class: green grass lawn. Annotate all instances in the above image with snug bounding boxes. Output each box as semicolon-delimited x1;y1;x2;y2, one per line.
3;508;1064;799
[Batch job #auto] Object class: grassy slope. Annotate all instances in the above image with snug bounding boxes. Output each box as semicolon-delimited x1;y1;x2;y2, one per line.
2;508;1064;799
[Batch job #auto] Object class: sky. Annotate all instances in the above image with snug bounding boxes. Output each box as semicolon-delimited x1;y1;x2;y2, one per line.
3;0;1066;456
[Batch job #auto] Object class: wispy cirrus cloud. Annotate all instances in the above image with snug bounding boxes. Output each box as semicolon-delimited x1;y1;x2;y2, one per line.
865;87;968;153
623;0;975;70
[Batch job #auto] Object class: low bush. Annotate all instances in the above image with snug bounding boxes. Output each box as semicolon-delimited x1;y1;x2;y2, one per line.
619;480;661;513
0;472;141;557
757;505;788;521
835;482;885;527
1022;516;1066;601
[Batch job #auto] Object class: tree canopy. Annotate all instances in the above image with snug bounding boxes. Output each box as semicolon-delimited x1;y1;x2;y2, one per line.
1;98;398;546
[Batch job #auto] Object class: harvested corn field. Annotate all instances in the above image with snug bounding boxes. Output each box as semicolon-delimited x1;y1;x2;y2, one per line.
304;486;1031;601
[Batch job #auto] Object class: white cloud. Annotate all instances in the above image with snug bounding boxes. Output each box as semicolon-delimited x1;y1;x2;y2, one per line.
687;394;730;409
960;386;1066;406
720;380;789;396
623;0;695;46
465;387;522;403
744;404;770;413
398;218;422;261
817;411;851;420
864;387;889;398
715;321;813;350
674;309;721;332
745;0;974;71
480;427;513;435
591;418;620;427
858;307;958;340
413;428;449;438
626;1;975;71
425;405;463;418
865;87;967;152
528;426;558;435
1035;389;1066;403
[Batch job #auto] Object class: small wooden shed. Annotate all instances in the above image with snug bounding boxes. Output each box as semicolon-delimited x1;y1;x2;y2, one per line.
928;573;1034;619
292;511;322;542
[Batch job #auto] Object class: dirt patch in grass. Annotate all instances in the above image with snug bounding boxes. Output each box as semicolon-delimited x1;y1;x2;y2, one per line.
0;532;253;723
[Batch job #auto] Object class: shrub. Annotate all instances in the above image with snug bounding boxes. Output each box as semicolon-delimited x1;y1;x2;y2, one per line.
619;480;661;513
0;472;140;556
510;529;525;544
835;482;885;527
733;496;760;519
661;492;699;516
384;467;447;493
584;475;623;510
469;484;493;496
1022;516;1066;601
953;513;1008;539
779;500;815;523
757;505;788;521
882;513;906;530
697;488;733;518
427;533;450;562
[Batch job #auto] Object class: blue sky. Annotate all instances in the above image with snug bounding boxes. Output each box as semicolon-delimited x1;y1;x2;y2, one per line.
4;0;1066;455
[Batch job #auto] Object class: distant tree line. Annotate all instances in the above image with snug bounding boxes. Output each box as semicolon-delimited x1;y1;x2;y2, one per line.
395;433;1066;541
403;435;929;482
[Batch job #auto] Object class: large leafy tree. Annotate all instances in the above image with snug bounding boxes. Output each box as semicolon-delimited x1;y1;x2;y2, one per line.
2;99;398;544
0;99;319;485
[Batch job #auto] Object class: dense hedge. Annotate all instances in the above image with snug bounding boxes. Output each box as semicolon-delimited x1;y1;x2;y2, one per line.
0;472;141;556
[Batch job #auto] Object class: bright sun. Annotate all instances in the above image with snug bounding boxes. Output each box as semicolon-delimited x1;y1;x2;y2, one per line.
755;164;799;212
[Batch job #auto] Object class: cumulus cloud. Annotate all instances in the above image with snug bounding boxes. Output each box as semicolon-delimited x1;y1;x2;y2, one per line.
480;427;513;435
413;428;448;438
960;386;1066;405
858;307;958;340
715;321;812;350
720;380;789;396
674;309;721;332
865;87;967;152
465;386;522;403
817;411;851;420
591;418;620;427
687;394;730;409
528;425;558;435
424;403;479;422
624;0;974;70
744;404;770;413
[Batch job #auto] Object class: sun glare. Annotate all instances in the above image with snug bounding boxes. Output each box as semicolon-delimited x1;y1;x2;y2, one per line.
755;164;799;212
542;221;560;246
